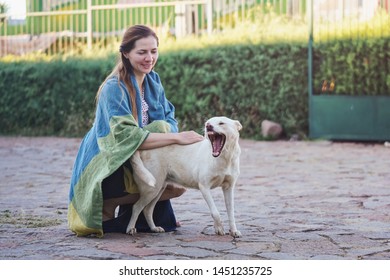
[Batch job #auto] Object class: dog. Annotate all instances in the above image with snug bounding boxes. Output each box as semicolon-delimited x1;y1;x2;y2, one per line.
127;116;242;238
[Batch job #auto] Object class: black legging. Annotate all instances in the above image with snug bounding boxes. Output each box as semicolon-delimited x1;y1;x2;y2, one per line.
101;166;128;200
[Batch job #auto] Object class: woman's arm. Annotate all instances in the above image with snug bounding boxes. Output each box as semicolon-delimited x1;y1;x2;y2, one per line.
138;131;203;150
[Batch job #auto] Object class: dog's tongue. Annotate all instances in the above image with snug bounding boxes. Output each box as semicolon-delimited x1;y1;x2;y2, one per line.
211;135;223;157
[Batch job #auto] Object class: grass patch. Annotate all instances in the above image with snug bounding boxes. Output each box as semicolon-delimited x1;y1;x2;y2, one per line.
0;210;62;228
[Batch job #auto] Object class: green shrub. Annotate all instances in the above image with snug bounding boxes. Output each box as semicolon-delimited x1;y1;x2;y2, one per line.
313;38;390;95
156;43;309;138
0;57;114;136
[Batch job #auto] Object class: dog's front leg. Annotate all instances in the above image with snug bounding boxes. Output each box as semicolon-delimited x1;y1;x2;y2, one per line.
199;184;225;235
223;186;242;238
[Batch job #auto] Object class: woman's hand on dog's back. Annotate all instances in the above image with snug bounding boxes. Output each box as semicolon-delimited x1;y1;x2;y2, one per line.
175;131;204;145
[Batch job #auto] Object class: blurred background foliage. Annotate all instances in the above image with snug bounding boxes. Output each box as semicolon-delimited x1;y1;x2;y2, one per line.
0;1;389;139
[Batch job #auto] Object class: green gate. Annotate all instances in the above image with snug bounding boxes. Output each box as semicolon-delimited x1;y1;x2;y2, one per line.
307;0;390;141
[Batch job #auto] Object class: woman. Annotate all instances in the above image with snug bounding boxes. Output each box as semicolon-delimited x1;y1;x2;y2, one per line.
68;25;203;237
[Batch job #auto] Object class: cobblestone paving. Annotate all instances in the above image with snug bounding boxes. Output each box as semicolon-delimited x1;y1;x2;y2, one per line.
0;137;389;260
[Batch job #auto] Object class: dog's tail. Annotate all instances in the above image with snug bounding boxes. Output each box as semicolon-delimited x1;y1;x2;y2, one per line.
130;151;156;188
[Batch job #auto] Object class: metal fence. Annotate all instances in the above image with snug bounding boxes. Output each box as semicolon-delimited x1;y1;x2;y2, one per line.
0;0;389;56
0;0;212;55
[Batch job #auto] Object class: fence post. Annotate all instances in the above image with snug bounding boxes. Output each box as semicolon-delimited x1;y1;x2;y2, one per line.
87;0;92;50
308;0;313;97
206;0;212;35
308;0;313;135
175;4;186;38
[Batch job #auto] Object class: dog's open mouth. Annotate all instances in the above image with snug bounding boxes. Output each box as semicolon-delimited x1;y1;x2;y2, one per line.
207;130;226;157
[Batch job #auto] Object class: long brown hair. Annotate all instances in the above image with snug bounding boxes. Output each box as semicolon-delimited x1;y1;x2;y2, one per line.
96;25;159;123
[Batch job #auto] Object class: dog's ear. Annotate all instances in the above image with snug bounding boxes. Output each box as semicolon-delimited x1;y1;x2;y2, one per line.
234;120;242;131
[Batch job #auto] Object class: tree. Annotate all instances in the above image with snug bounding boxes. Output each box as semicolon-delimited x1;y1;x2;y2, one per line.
0;2;8;25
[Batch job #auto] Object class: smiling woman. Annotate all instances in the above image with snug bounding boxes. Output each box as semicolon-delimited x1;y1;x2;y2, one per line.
67;24;203;237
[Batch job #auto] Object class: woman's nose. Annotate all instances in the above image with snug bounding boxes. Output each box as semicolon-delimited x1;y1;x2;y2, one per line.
146;53;154;61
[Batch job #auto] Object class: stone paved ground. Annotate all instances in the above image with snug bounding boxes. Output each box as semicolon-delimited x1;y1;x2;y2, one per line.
0;137;389;260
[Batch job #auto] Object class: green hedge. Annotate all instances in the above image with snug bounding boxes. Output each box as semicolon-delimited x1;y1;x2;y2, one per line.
0;58;114;136
313;38;390;95
157;43;309;138
1;38;389;139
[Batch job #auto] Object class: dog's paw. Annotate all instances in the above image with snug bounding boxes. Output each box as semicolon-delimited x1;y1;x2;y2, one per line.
230;230;242;238
214;226;226;236
126;228;137;236
151;226;165;233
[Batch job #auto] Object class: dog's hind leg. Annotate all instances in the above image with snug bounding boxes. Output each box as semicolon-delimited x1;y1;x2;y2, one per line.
223;185;242;238
199;184;225;235
126;199;146;235
141;184;167;233
142;200;165;233
125;185;160;235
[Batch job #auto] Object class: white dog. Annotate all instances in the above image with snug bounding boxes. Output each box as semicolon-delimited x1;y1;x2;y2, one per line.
128;116;242;238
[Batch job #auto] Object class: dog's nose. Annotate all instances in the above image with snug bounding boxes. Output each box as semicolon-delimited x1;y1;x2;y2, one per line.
206;123;213;131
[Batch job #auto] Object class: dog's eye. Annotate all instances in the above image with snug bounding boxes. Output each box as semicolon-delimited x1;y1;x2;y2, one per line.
219;122;224;125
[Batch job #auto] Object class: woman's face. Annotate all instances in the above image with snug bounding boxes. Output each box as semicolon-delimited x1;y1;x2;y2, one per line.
125;35;158;77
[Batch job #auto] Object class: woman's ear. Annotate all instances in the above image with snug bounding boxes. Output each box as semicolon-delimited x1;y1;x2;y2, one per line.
122;51;129;59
